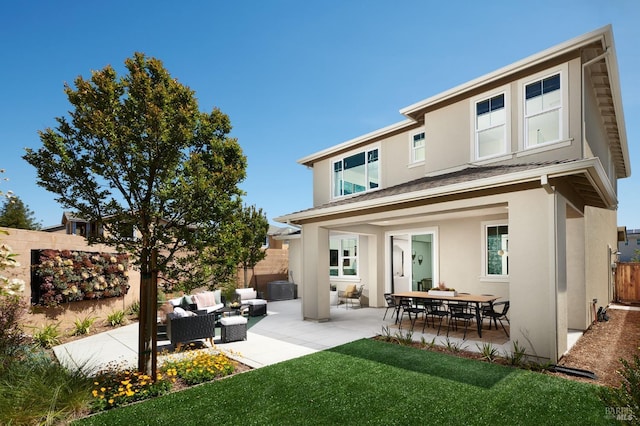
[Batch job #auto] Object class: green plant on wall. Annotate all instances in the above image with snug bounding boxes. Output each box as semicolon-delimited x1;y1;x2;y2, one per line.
33;249;129;306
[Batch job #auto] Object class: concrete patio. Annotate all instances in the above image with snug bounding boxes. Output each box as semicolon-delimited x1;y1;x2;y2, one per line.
53;298;520;374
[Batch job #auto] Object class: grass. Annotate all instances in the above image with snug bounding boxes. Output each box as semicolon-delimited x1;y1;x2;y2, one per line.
74;339;615;425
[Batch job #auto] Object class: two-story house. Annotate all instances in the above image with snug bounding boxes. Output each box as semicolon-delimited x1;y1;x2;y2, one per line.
276;25;630;363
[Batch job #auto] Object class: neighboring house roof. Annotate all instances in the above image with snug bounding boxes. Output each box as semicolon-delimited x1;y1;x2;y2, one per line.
297;25;629;179
276;158;615;225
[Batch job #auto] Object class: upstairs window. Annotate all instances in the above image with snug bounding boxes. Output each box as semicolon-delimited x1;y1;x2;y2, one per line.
475;93;506;159
525;73;561;147
333;148;379;197
411;131;425;163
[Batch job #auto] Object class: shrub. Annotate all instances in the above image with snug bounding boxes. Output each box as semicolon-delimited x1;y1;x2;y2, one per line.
0;294;28;366
600;353;640;424
0;347;94;424
32;322;62;349
126;300;140;318
106;310;127;327
476;342;499;362
72;315;97;336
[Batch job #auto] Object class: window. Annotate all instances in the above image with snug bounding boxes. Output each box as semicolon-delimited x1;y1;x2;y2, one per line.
329;235;358;277
525;73;561;147
485;224;508;276
411;131;425;163
475;93;506;159
333;148;379;198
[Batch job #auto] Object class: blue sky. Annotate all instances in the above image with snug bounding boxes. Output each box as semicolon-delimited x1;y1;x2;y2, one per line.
1;1;638;229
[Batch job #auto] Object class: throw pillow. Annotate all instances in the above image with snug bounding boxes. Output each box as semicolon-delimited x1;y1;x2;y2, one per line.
344;284;357;297
213;289;222;305
173;307;187;317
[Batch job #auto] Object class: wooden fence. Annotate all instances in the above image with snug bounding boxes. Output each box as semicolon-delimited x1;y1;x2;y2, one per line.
615;262;640;304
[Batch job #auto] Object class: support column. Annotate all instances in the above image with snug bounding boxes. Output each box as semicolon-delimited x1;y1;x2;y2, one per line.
301;224;330;321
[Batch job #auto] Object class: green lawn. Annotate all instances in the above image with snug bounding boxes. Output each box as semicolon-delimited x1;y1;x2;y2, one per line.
75;339;615;425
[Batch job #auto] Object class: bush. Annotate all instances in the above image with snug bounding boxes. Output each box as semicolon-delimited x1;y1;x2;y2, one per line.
106;310;127;327
126;300;140;318
0;347;94;425
600;353;640;424
72;315;97;336
32;322;62;349
0;294;28;367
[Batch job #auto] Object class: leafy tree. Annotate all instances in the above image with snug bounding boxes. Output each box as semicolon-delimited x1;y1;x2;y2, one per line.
0;196;41;230
631;249;640;263
23;53;247;376
238;205;269;288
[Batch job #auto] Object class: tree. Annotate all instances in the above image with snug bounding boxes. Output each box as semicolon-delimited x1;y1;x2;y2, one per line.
0;196;41;230
238;205;269;288
23;53;247;376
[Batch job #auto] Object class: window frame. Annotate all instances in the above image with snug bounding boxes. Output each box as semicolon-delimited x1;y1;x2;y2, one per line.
410;129;425;164
329;234;359;278
481;221;509;280
332;146;380;199
518;64;568;152
470;86;510;162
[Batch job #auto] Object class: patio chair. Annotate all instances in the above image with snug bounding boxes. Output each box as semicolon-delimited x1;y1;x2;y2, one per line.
424;299;449;335
483;301;510;337
398;298;426;331
383;293;400;322
338;284;364;309
447;301;475;339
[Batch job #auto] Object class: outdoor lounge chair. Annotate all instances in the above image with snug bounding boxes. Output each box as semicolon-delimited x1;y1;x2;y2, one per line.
338;284;364;309
166;311;217;350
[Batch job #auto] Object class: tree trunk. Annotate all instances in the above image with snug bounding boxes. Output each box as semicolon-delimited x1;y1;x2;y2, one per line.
138;248;158;377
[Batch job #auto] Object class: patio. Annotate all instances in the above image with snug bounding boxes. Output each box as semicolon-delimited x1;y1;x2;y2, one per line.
53;298;516;374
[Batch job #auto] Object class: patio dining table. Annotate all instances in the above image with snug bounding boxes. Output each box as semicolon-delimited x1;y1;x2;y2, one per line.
391;291;500;338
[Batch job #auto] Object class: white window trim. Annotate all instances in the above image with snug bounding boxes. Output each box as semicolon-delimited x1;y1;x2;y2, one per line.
331;144;381;200
481;220;509;281
329;233;359;279
409;128;426;165
518;63;569;151
470;86;511;162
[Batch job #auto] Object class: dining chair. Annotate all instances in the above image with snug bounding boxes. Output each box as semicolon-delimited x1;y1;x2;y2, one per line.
483;301;510;337
398;298;425;331
447;301;475;339
383;293;398;322
424;300;448;335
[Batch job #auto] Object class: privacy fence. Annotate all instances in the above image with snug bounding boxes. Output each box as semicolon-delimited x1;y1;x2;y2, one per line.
615;262;640;304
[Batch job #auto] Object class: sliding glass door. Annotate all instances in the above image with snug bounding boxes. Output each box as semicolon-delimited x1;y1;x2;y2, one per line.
389;229;437;293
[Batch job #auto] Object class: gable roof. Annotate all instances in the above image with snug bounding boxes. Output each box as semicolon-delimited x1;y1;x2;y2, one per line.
276;158;616;225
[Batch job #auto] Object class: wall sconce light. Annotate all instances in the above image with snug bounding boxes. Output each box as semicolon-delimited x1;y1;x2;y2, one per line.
418;255;423;265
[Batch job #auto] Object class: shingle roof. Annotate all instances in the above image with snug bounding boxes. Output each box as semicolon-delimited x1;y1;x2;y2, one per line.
291;160;577;216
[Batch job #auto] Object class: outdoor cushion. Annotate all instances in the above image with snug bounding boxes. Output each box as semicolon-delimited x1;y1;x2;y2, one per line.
246;299;267;306
173;307;196;318
344;284;357;296
194;291;217;309
168;297;183;307
236;288;258;301
220;316;248;326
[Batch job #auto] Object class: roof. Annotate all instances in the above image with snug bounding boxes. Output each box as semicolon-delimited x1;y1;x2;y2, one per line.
297;25;629;178
276;158;616;225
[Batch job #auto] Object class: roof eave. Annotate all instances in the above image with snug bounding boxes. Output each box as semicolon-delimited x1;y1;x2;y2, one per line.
275;158;614;225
